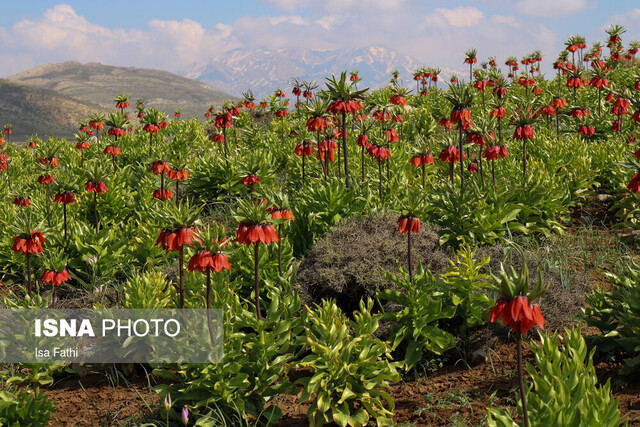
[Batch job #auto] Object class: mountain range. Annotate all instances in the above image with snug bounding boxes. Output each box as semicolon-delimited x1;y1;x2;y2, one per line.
185;45;449;98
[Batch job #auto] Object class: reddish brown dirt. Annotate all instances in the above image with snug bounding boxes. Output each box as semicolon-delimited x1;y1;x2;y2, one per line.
43;370;161;426
37;345;640;426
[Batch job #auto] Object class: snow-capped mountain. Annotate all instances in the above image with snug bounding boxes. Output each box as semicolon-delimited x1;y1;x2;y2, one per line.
185;46;442;99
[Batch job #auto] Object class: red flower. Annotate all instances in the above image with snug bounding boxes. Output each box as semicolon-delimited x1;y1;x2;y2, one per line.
552;98;567;109
306;117;326;132
12;231;45;255
167;169;189;181
490;107;507;119
493;87;507;97
76;142;90;150
236;223;279;246
107;128;126;137
386;128;400;143
294;141;314;157
270;209;295;221
85;181;108;194
143;124;159;134
13;197;30;207
241;174;260;187
389;94;407;106
89;121;104;130
450;108;471;124
439;145;462;163
153;189;174;200
629;173;640;193
151;160;171;175
188;251;232;273
513;125;535;140
28;141;37;149
612;120;622;132
211;134;225;143
439;118;453;130
367;145;391;161
54;191;75;204
37;175;55;185
38;157;59;168
156;227;196;251
489;295;545;334
41;269;71;286
468;162;478;173
482;145;500;161
397;215;420;235
356;135;371;148
539;106;556;116
104;146;121;156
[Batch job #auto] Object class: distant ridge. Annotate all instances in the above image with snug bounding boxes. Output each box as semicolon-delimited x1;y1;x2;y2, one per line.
0;78;103;141
9;61;235;119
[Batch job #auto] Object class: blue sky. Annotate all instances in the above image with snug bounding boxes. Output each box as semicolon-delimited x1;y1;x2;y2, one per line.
1;1;639;78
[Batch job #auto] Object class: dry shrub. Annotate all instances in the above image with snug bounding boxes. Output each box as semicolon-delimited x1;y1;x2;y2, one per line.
296;212;586;343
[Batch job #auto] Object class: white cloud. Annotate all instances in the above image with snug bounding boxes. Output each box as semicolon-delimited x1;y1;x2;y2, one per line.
491;15;520;28
260;0;404;13
425;6;485;28
268;15;309;26
1;4;237;76
515;0;587;18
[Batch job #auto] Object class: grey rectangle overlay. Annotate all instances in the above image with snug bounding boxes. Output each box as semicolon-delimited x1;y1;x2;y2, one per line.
0;309;223;363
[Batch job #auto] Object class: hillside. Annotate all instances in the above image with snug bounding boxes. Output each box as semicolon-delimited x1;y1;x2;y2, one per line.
0;78;103;141
9;61;235;119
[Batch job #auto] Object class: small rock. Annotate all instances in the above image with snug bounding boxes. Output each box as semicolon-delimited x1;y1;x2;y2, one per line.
597;194;613;202
470;348;488;366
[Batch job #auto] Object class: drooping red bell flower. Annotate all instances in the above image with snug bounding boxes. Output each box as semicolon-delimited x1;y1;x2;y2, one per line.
54;191;75;204
490;107;507;119
513;125;535;140
12;231;45;255
38;157;59;168
489;295;545;334
578;125;596;136
439;118;453;130
397;215;420;235
41;269;71;286
188;251;232;273
37;175;55;185
241;174;260;187
156;227;196;251
386;128;400;143
482;145;500;161
104;146;121;156
76;141;90;150
85;181;108;194
450;108;471;125
236;223;279;247
270;208;295;221
167;169;189;181
151;160;171;175
367;144;391;161
143;123;159;134
107;127;126;137
13;197;30;207
294;141;314;156
410;153;434;166
211;134;225;143
552;98;567;109
539;106;556;116
628;173;640;193
306;117;326;132
439;145;462;163
468;162;478;173
356;135;371;148
390;94;407;106
153;189;174;200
